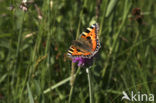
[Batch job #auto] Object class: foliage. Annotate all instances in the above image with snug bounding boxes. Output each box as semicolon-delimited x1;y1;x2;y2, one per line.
0;0;156;103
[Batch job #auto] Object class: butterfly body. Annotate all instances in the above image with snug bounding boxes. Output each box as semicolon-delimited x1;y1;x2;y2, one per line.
67;23;100;59
72;39;92;53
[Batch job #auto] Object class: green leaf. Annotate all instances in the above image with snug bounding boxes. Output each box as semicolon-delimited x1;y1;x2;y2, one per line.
27;83;34;103
105;0;118;18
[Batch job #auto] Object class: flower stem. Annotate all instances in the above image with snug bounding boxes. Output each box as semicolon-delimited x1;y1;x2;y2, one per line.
86;68;93;103
68;86;74;103
68;63;81;103
70;62;75;86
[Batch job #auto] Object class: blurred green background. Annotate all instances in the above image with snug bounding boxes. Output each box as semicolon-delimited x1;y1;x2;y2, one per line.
0;0;156;103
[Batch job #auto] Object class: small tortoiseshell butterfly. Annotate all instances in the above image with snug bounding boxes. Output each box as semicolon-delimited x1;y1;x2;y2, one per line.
67;23;101;59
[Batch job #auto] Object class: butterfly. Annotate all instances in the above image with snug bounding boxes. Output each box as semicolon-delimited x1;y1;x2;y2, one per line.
67;23;101;59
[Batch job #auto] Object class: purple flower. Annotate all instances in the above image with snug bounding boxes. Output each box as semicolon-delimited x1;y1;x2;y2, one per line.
72;57;93;67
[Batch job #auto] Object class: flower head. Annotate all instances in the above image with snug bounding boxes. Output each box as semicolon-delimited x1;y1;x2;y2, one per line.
72;57;93;67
